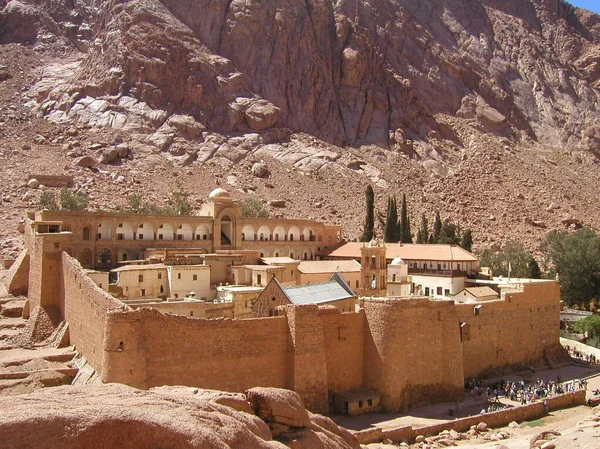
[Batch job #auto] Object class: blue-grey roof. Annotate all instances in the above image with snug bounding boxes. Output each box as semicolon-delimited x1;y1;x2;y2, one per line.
282;273;356;305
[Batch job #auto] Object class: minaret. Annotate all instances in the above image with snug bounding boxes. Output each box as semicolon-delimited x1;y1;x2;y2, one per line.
358;237;387;297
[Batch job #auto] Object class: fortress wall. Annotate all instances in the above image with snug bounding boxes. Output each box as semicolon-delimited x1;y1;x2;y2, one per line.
457;281;561;378
284;305;329;413
61;253;125;371
103;308;291;393
363;298;464;412
320;307;365;393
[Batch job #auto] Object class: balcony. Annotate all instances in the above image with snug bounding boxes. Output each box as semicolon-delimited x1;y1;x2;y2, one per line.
408;268;467;278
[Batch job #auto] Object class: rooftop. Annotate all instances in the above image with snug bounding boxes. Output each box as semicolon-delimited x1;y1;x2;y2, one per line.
321;243;478;262
298;259;361;274
281;273;356;305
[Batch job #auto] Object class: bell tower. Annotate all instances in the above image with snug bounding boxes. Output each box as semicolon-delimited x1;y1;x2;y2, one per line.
358;238;387;297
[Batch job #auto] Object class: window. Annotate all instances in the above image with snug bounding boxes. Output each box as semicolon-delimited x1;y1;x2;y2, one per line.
158;273;162;280
436;287;442;296
203;234;208;240
392;274;396;282
178;273;181;280
193;274;197;281
445;289;450;296
158;234;163;240
190;311;194;316
141;289;146;296
356;280;359;288
177;234;183;240
425;287;430;296
138;275;143;282
160;285;164;293
82;227;90;240
257;274;262;285
117;234;124;240
138;234;143;240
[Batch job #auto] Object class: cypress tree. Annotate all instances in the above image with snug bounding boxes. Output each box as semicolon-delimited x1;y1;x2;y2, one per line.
361;185;375;242
400;193;412;243
417;213;429;244
384;196;399;242
432;211;442;243
528;257;541;279
460;229;473;252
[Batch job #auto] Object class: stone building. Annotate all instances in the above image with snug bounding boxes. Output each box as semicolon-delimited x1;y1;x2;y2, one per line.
252;273;357;317
322;242;480;298
31;188;342;270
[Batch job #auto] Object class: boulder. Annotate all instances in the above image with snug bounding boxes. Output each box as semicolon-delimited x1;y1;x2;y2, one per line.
245;101;280;131
99;147;121;164
252;162;270;178
27;178;39;189
246;387;310;429
476;422;488;432
74;155;99;168
268;200;286;208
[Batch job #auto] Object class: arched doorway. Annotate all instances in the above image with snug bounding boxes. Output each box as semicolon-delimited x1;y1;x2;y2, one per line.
97;248;113;269
220;215;233;247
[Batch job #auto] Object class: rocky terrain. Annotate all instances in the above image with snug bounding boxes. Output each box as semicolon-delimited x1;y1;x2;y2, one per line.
0;0;599;261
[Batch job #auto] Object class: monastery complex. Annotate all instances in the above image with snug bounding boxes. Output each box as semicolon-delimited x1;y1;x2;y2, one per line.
3;189;568;415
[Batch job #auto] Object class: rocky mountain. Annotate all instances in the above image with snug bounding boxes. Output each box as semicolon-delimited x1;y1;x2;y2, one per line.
0;0;599;257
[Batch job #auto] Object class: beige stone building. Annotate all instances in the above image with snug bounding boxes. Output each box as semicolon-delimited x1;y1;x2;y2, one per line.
253;273;358;317
322;242;479;298
31;188;342;270
297;259;361;287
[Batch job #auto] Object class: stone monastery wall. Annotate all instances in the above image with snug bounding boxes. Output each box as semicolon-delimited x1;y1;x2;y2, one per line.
61;253;126;370
15;238;564;414
362;298;464;411
456;281;561;378
102;309;291;393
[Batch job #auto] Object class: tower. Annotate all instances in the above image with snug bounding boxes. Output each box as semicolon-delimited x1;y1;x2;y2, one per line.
358;238;387;297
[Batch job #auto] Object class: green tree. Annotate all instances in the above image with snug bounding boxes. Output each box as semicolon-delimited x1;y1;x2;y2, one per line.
528;257;541;279
574;315;600;338
167;182;192;215
39;191;59;210
432;211;442;243
541;228;600;308
460;229;473;252
416;213;429;244
361;185;375;242
399;193;412;243
126;193;144;213
439;221;460;245
384;196;399;242
60;188;88;211
241;198;269;218
480;241;536;278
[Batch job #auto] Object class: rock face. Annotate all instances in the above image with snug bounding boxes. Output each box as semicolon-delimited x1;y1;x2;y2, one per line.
0;384;361;449
21;0;600;157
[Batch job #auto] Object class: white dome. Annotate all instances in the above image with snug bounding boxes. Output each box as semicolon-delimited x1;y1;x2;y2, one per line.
390;257;405;265
208;188;232;201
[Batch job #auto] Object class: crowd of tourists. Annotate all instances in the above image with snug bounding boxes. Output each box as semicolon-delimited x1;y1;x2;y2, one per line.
465;375;586;407
564;344;598;364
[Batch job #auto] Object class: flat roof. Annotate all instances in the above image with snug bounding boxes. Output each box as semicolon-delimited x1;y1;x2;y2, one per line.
321;243;478;262
462;286;498;298
298;260;361;274
111;263;165;272
261;257;299;265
